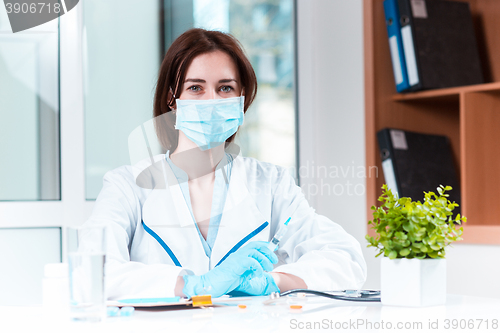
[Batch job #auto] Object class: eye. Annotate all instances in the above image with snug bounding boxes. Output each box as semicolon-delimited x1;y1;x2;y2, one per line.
188;85;202;92
219;85;233;93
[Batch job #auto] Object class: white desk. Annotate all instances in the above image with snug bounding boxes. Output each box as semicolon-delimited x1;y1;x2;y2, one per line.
3;294;500;333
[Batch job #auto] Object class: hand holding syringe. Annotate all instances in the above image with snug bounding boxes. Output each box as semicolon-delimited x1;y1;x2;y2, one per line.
267;217;291;252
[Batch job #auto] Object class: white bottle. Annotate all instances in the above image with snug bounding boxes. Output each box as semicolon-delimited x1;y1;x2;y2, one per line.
43;263;69;311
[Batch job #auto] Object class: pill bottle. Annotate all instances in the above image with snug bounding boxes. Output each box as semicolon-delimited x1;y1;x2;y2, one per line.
43;263;69;310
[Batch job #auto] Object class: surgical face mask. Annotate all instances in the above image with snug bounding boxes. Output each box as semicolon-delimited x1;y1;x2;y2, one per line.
174;96;244;150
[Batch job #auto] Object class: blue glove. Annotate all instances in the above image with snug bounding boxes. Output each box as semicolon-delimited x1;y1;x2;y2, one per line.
183;241;278;298
234;272;280;296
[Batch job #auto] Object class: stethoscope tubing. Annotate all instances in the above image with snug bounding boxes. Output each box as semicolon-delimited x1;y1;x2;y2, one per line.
279;289;381;302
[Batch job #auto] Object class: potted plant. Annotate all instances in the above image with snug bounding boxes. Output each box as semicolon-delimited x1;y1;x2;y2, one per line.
366;184;466;307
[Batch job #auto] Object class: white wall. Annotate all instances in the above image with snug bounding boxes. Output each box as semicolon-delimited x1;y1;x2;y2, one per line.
297;0;500;298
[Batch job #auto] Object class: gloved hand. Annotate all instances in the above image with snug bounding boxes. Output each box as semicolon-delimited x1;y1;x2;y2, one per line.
234;272;280;296
182;241;278;298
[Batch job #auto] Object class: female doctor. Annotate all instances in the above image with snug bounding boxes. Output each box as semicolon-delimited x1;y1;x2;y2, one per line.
84;28;367;299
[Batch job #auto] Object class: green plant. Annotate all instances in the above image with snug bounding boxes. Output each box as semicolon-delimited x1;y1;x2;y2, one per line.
366;184;466;259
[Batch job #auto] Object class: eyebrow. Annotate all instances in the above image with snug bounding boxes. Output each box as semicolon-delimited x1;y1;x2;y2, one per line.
184;78;238;84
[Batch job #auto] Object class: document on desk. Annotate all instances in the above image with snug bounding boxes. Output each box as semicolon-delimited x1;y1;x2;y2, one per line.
106;295;250;308
107;297;192;307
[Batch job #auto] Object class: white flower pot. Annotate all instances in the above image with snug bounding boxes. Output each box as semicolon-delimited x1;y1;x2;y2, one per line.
381;257;446;307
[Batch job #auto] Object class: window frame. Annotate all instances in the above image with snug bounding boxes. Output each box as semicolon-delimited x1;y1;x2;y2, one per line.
0;5;94;230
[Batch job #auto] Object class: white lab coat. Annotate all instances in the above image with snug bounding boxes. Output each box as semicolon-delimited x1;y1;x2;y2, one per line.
84;153;367;300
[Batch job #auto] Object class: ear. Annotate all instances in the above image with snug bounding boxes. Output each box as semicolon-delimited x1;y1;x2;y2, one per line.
167;87;176;110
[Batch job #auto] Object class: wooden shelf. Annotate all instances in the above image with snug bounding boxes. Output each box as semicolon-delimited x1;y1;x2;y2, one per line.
462;225;500;244
392;81;500;101
364;0;500;244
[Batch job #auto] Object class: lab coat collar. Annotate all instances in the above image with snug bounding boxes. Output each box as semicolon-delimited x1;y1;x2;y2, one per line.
160;158;194;228
162;149;233;228
209;156;270;269
140;158;208;273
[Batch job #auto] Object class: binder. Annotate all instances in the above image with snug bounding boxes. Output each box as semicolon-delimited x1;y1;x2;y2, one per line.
383;0;410;92
395;0;484;91
377;128;461;210
397;0;421;90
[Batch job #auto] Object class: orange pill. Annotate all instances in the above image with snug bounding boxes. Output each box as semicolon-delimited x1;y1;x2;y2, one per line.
238;304;247;309
290;305;302;310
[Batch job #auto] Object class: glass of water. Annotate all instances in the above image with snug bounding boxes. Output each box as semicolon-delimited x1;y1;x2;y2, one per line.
67;226;106;322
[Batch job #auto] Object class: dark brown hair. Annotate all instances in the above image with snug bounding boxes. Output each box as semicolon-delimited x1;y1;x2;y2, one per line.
153;28;257;151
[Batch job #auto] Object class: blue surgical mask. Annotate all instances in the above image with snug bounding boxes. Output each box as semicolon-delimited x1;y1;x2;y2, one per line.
174;96;244;150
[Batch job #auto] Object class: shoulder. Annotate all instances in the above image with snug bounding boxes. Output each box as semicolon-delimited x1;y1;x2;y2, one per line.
237;156;295;187
98;166;143;204
238;156;287;174
100;154;165;195
102;165;136;187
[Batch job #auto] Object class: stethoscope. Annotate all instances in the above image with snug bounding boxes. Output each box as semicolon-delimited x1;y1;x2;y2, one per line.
264;289;381;305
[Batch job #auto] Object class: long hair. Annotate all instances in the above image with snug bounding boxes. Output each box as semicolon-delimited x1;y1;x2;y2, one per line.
153;28;257;151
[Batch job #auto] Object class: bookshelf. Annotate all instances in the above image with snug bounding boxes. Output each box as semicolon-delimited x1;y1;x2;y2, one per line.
364;0;500;244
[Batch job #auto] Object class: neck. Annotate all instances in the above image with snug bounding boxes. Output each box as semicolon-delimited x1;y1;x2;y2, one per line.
170;136;225;180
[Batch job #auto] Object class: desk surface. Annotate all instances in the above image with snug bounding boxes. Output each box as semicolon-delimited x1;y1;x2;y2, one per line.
3;294;500;333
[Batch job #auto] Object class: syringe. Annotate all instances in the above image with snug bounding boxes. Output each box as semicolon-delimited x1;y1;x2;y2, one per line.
267;217;291;252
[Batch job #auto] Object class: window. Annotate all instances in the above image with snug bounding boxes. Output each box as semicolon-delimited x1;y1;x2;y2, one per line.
83;0;162;199
0;13;60;201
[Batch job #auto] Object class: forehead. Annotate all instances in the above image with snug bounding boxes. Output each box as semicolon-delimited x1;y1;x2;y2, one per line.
185;50;239;80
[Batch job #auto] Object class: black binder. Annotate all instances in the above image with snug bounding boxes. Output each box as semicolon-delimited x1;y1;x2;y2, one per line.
397;0;484;91
377;128;461;209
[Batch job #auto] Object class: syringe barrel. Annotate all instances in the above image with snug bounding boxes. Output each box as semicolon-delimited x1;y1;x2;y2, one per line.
267;218;291;252
273;224;289;241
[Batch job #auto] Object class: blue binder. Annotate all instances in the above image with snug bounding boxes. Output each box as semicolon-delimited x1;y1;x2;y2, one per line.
383;0;410;92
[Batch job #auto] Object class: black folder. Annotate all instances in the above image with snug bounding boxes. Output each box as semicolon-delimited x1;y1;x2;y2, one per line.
397;0;484;91
377;128;461;209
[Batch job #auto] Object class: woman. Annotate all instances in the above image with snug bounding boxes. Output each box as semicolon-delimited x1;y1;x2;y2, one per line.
85;28;366;299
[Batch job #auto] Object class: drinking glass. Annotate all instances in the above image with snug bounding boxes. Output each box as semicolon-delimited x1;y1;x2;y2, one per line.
66;226;106;322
